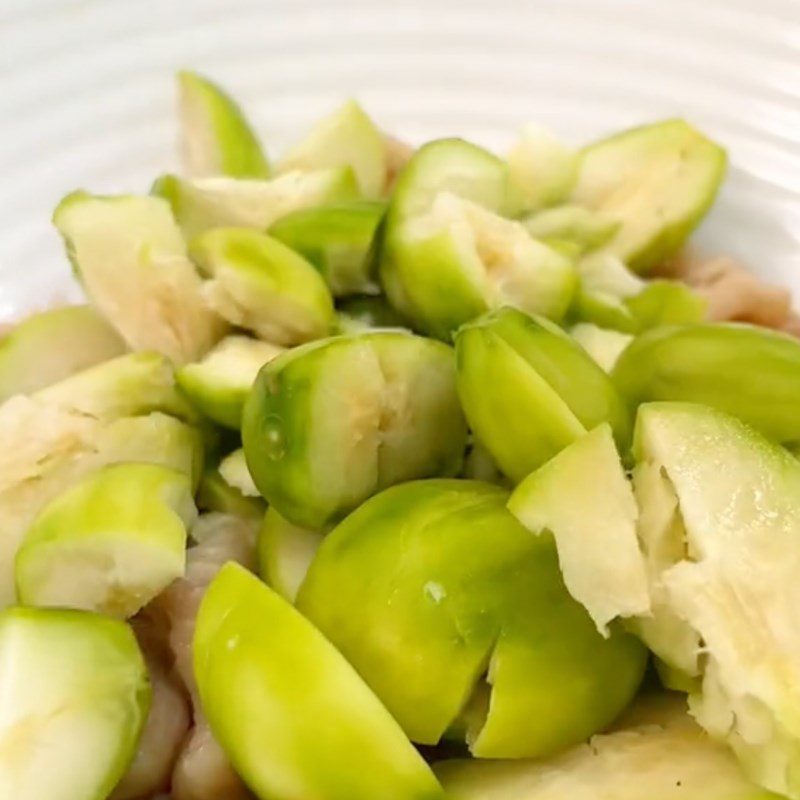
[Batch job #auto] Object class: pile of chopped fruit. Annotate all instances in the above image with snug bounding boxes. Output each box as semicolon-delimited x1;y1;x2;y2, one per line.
1;71;798;800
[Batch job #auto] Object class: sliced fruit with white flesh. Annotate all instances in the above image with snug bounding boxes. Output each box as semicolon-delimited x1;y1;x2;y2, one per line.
572;119;727;273
570;323;633;372
277;99;386;199
435;692;782;800
387;192;576;339
508;424;650;634
522;204;620;254
258;507;324;602
268;201;385;296
16;463;195;618
177;70;269;179
507;124;578;211
0;606;150;800
242;331;467;529
454;307;630;482
194;562;445;800
152;167;359;239
0;401;202;606
53;192;227;365
177;335;284;428
196;467;265;520
36;351;195;422
219;448;259;498
297;480;646;756
189;228;335;346
613;322;800;444
630;402;800;799
0;305;126;402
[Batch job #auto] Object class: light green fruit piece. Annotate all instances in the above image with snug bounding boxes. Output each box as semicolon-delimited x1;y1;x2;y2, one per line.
152;167;359;240
277;99;386;199
632;402;800;799
298;480;646;756
461;440;509;487
435;691;782;800
573;252;706;333
570;323;633;372
196;467;265;519
190;228;334;346
218;448;259;498
655;657;702;694
522;204;620;254
36;351;195;422
177;70;269;179
258;507;324;603
243;331;467;529
0;401;202;606
194;562;445;800
0;305;126;402
572;119;727;272
507;124;578;212
16;463;195;617
269;201;385;296
454;307;630;482
613;322;800;444
177;335;284;428
53;192;227;366
386;192;577;339
0;606;150;800
335;294;410;333
508;424;650;634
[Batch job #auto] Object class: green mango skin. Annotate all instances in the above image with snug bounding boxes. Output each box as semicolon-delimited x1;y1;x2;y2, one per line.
269;202;385;296
0;606;149;800
572;119;727;273
15;463;194;617
0;305;127;403
297;479;646;757
177;71;270;179
194;563;445;800
335;294;411;333
242;331;467;529
612;322;800;444
455;307;631;482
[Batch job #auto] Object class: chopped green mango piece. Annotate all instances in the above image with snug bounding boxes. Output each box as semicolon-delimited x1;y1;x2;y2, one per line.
460;440;509;487
612;322;800;443
454;307;630;482
16;463;194;617
435;692;782;800
258;508;324;602
53;192;227;365
570;323;633;372
0;305;126;402
152;168;359;240
177;70;269;179
630;402;800;798
194;562;445;800
573;252;706;333
243;331;467;528
196;467;265;519
177;335;284;428
572;119;727;272
0;400;202;606
36;351;194;422
507;124;578;211
0;606;149;800
385;192;576;339
335;294;410;333
298;480;646;756
190;228;334;345
508;424;650;634
269;201;385;296
277;100;386;199
218;448;259;498
522;204;620;253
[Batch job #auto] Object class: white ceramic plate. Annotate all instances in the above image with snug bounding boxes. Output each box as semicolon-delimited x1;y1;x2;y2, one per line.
1;0;798;320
